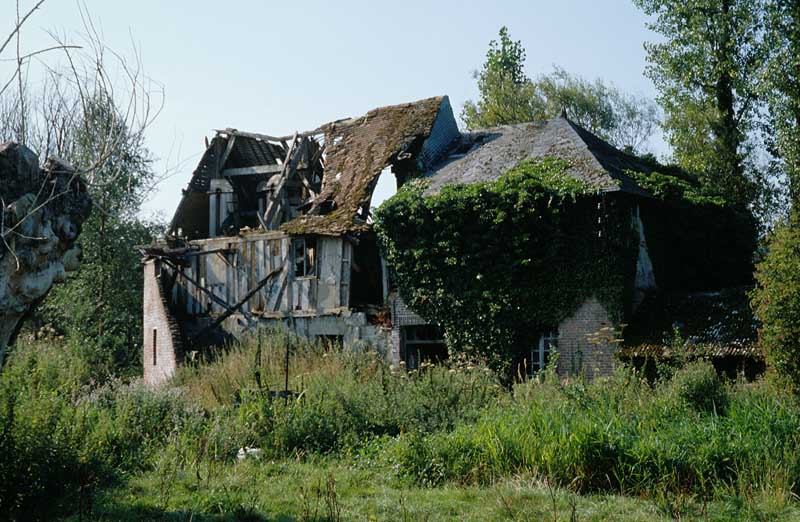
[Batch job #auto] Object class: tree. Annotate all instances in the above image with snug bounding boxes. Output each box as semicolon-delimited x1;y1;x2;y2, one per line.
762;0;800;212
633;0;765;209
40;92;161;377
751;211;800;390
0;2;164;376
462;28;660;153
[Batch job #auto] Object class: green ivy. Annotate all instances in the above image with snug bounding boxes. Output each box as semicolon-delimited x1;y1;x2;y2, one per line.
374;158;637;373
629;170;728;207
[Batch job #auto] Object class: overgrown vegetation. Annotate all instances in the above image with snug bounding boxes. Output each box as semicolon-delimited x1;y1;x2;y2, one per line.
2;334;800;521
751;211;800;391
375;158;637;372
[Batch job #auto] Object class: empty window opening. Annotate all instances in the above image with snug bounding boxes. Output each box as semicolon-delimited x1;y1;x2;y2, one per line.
402;324;447;370
349;235;384;307
152;328;158;366
293;237;317;277
530;330;559;374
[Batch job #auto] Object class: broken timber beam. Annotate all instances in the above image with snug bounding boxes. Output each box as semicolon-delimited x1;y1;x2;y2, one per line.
162;259;253;323
215;128;324;143
264;132;301;227
218;135;236;172
188;266;281;343
221;165;283;176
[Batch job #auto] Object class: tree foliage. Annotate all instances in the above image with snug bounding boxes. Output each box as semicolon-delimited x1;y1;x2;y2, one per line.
41;92;159;376
751;212;800;390
633;0;765;210
761;0;800;211
462;27;660;153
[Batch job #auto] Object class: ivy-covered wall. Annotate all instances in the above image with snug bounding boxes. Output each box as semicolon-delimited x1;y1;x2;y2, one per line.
375;157;757;373
632;170;757;292
374;159;638;371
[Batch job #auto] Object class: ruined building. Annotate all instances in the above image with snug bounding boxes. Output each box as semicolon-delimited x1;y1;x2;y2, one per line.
142;96;755;385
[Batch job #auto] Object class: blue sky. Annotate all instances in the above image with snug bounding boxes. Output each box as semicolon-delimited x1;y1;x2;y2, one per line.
8;0;662;218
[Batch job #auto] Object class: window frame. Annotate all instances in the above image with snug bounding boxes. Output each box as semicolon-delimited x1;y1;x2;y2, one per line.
531;330;559;374
292;237;317;278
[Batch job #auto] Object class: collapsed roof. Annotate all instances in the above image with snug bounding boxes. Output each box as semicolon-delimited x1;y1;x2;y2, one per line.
282;96;459;235
169;95;668;240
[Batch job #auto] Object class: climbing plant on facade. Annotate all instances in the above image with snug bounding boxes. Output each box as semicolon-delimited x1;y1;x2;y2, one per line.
374;158;637;373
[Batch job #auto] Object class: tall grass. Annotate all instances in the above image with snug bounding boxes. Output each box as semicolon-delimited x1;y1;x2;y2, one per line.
174;330;503;456
4;333;800;520
390;361;800;504
0;341;197;519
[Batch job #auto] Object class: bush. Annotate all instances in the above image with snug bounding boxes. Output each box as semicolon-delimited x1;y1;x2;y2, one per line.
666;360;729;414
751;212;800;391
0;341;196;520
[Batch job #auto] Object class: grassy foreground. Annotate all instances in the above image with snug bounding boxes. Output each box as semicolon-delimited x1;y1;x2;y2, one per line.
2;332;800;521
77;459;799;522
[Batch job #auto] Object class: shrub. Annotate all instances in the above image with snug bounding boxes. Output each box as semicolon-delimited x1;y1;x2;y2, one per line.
666;360;729;414
0;341;196;520
751;212;800;391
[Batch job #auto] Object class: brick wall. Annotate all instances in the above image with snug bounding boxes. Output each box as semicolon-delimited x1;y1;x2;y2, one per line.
557;297;617;378
143;259;183;386
388;293;428;364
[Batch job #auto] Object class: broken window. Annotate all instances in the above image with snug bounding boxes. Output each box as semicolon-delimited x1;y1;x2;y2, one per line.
531;330;559;374
214;189;222;236
293;237;316;277
402;324;447;370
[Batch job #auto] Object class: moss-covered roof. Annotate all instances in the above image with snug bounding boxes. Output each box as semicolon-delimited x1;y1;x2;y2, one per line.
424;117;656;197
281;96;449;236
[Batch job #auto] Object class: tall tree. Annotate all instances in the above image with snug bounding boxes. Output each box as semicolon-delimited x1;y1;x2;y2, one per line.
0;6;164;376
634;0;765;209
462;28;660;153
762;0;800;211
37;90;160;377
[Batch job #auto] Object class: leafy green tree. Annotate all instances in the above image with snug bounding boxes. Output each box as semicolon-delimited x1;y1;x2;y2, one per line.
462;28;659;153
751;211;800;390
762;0;800;211
40;92;160;377
633;0;765;209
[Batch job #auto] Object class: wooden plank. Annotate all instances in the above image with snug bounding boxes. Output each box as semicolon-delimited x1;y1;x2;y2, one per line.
221;165;283;176
218;135;236;171
215;127;324;143
189;266;282;343
163;258;253;322
264;133;301;226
